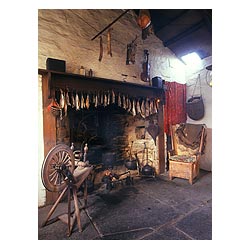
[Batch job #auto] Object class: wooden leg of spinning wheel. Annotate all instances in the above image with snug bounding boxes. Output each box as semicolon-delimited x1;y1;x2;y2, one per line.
84;180;88;207
42;186;68;227
67;187;71;237
72;188;82;233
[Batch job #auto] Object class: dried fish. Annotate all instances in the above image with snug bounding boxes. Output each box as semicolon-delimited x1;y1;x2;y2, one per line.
128;98;132;112
75;92;80;110
155;99;159;113
81;92;85;109
64;97;67;117
122;95;126;109
95;93;98;108
132;100;136;116
59;89;65;109
141;99;146;118
126;95;129;109
153;99;158;114
86;94;90;109
104;93;107;107
107;91;110;105
100;92;104;106
136;99;141;114
71;92;75;108
66;89;71;106
112;90;115;104
118;93;122;107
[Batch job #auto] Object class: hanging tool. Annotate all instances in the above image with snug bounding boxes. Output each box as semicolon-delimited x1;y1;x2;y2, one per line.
107;28;113;57
91;10;130;41
99;36;103;62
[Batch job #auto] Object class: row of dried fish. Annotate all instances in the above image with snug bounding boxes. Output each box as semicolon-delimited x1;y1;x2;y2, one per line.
55;89;159;118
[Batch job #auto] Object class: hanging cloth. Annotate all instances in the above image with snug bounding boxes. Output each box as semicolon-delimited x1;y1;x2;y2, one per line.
186;74;205;120
164;81;187;135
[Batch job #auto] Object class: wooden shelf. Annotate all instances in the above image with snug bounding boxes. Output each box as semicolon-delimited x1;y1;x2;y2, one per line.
38;69;165;100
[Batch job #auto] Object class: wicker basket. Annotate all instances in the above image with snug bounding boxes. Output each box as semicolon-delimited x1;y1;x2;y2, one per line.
186;96;204;120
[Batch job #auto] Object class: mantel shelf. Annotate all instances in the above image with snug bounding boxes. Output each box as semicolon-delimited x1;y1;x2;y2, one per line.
38;69;165;101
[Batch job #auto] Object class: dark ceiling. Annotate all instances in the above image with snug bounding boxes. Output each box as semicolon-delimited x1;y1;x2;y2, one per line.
134;9;212;60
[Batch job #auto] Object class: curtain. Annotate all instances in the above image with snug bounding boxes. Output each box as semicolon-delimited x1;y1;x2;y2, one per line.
164;81;187;135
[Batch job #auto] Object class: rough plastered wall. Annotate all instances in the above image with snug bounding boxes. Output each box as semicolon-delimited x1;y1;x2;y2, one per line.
38;9;185;83
38;9;186;206
185;56;212;171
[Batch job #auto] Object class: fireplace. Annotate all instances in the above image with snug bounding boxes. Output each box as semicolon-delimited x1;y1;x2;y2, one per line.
55;90;160;170
39;69;165;204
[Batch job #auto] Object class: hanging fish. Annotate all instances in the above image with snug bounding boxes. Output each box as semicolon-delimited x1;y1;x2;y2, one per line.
71;92;75;108
95;93;98;108
112;90;115;104
104;93;107;107
152;99;157;114
86;94;90;109
126;95;129;110
75;92;80;110
118;93;122;107
66;89;71;106
100;92;104;106
122;95;126;109
107;91;110;105
155;99;159;113
141;99;146;118
81;92;85;109
64;96;67;117
59;89;65;109
127;98;132;112
136;99;141;114
132;99;136;116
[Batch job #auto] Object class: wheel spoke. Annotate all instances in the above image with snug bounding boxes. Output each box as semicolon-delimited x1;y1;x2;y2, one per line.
54;173;59;185
49;171;57;182
61;151;67;163
49;169;57;178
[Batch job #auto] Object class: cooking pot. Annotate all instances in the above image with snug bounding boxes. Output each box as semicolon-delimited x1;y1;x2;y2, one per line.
124;158;138;170
141;164;154;176
102;152;116;168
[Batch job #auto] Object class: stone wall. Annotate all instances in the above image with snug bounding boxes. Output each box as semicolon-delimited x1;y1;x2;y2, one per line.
38;9;185;84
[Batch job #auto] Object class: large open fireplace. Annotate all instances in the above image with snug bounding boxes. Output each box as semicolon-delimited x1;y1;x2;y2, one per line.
39;69;166;204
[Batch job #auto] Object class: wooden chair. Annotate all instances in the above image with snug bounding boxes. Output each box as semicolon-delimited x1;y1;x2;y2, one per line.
168;123;206;185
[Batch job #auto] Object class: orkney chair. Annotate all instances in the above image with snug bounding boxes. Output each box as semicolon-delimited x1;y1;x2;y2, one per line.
168;123;206;185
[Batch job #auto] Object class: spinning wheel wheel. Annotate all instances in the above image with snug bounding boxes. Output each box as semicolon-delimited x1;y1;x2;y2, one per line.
41;144;93;236
41;144;75;192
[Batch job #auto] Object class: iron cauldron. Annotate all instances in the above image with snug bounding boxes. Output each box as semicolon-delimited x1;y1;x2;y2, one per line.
124;158;138;170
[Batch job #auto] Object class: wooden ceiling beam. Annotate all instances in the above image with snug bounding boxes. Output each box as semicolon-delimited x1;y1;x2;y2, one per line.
163;20;204;47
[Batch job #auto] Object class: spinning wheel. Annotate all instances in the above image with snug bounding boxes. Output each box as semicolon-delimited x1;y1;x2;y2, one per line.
41;144;75;192
41;144;93;236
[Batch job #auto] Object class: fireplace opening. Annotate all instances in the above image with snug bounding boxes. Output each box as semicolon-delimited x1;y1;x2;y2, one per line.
55;90;160;174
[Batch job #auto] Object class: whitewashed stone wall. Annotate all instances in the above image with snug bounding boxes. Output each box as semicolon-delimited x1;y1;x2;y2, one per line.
38;9;185;84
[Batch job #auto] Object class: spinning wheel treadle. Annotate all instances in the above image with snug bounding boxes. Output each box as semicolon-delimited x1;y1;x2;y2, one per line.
41;144;75;192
